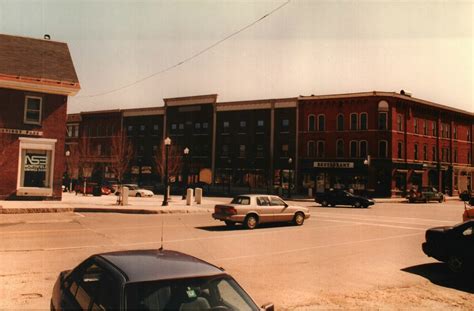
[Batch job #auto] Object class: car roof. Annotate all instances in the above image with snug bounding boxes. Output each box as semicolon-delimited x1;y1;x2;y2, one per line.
98;249;225;283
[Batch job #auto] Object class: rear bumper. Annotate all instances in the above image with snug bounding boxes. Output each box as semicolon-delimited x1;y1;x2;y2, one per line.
212;213;244;222
422;242;446;262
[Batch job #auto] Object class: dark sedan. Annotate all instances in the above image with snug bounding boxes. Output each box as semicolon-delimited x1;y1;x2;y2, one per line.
422;220;474;273
315;189;375;208
51;249;273;310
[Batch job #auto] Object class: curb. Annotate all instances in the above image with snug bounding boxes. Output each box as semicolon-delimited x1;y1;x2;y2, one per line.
0;206;214;215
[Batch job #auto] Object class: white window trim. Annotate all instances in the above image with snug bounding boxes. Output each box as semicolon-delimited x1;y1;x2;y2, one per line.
349;140;358;158
336;113;344;131
317;114;325;131
307;114;316;131
359;112;368;130
350;113;358;130
24;96;43;125
16;137;56;197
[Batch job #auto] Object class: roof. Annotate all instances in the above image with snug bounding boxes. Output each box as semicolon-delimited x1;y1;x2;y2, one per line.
98;249;225;283
0;34;80;95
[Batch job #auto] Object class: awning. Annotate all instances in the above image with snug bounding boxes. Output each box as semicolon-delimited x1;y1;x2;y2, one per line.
395;169;409;173
413;170;424;174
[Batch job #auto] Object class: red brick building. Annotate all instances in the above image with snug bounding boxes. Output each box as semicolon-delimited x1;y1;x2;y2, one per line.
0;34;80;200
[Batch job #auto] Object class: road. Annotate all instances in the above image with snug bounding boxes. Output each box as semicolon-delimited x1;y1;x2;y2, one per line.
0;200;472;310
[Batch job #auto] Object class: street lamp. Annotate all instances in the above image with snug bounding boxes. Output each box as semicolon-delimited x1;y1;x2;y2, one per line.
227;158;232;195
162;137;171;206
65;150;71;192
288;157;293;198
364;155;371;197
182;147;190;199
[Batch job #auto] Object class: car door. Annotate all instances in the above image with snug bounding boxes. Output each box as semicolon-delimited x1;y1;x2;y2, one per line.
458;224;474;262
269;196;292;222
255;196;273;223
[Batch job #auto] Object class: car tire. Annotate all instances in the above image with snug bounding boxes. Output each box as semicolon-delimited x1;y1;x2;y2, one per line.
136;193;141;197
224;221;236;227
293;212;305;226
438;198;443;203
363;203;369;208
447;255;464;273
244;214;258;230
321;200;329;207
354;201;362;208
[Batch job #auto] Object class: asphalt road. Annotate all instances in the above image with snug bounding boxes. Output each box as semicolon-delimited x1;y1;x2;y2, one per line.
0;200;472;310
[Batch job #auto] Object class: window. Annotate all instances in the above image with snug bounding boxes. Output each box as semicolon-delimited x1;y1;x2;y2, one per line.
307;141;315;157
318;114;325;131
152;124;159;135
195;123;201;129
317;141;325;157
222;145;229;156
171;124;177;130
203;122;209;129
423;120;427;135
257;120;264;127
178;123;184;130
282;119;289;127
97;144;102;156
359;141;368;158
257;196;270;206
308;115;315;131
350;113;358;130
239;145;246;157
414;144;418;160
423;145;428;161
24;96;42;124
432;122;437;136
360;113;367;130
17;137;56;197
454;148;458;163
67;125;79;138
453;126;457;139
397;141;403;159
239;121;246;128
397;114;403;131
281;144;289;157
378;112;387;130
468;130;471;141
350;141;358;158
270;196;286;206
139;125;146;132
414;118;418;134
336;139;344;158
223;121;229;128
378;140;387;158
337;114;344;131
432;146;436;161
468;152;471;164
256;145;264;158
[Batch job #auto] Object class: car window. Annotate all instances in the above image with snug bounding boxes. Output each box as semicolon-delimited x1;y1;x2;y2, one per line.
269;197;286;206
231;196;251;205
216;278;254;311
257;197;270;206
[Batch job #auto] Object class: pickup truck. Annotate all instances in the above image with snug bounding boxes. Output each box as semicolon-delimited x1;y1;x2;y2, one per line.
315;189;374;208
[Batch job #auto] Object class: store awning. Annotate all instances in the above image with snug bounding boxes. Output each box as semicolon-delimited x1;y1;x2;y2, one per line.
395;169;409;173
413;170;424;174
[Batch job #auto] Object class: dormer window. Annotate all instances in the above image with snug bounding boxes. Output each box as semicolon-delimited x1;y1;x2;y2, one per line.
24;96;42;125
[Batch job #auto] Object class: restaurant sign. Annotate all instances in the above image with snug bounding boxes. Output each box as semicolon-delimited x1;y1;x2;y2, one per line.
0;128;43;136
314;161;354;169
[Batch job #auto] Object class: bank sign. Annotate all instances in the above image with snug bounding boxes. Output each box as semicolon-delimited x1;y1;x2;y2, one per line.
314;161;354;169
24;154;48;172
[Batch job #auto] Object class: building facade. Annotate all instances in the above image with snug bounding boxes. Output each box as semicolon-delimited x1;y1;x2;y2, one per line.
0;34;80;200
66;91;473;197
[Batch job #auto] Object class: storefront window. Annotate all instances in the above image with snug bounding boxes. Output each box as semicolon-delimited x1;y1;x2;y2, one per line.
20;149;52;188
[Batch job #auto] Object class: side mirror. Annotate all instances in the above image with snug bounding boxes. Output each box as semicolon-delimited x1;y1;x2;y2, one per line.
261;303;274;311
284;203;288;208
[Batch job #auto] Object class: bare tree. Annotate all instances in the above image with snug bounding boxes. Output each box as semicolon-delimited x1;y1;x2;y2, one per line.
77;136;93;196
65;143;80;192
109;132;134;204
153;142;183;184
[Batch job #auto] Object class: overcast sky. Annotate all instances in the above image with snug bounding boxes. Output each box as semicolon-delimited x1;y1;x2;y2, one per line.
0;0;472;113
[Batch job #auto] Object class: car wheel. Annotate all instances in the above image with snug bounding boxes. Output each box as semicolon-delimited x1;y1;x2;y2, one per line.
321;200;329;207
354;201;362;208
447;255;464;273
438;197;443;203
363;203;369;208
224;221;236;227
136;193;141;197
244;214;258;230
293;212;305;226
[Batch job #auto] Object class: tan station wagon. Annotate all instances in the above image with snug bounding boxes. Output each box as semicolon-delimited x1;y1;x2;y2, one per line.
212;194;310;229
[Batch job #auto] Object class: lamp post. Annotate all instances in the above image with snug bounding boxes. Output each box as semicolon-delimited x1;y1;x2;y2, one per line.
364;155;371;197
162;137;171;206
227;158;232;195
288;157;293;198
182;147;190;199
65;150;71;192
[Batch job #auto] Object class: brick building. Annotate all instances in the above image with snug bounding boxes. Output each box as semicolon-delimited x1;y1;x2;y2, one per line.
0;34;80;200
67;91;473;198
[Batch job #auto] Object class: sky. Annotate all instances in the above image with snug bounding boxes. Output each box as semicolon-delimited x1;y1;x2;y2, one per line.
0;0;472;113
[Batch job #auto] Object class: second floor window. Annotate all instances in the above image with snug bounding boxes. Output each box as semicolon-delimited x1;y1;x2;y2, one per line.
397;141;403;159
240;121;246;128
195;123;201;129
307;141;315;157
378;112;387;130
281;144;289;157
432;146;436;161
453;126;457;139
239;145;246;157
337;114;344;131
350;113;358;130
432;122;437;136
350;141;358;158
397;114;403;131
359;141;368;158
222;145;229;156
414;144;418;160
414;118;418;134
360;113;367;130
256;145;264;158
257;120;264;127
423;120;427;135
423;145;428;161
223;121;229;128
318;114;325;131
24;96;42;124
336;139;344;157
378;140;387;158
317;141;325;157
282;119;289;127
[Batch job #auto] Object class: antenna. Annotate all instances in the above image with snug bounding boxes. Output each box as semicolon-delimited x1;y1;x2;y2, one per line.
158;214;164;251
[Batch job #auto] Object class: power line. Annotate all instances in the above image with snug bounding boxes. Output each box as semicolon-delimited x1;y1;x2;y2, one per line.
77;0;291;99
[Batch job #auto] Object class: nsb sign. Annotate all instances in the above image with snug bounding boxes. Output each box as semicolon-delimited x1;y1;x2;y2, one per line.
24;154;48;172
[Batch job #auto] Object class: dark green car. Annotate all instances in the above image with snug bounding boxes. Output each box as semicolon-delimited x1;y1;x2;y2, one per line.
408;187;444;203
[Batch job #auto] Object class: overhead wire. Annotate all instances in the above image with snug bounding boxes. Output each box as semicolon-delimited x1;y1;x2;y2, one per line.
76;0;291;99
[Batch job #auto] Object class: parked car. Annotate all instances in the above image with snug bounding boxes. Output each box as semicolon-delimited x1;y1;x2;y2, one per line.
51;249;272;311
408;186;444;203
74;183;112;196
463;198;474;222
422;220;474;273
459;190;472;202
115;184;154;197
212;194;310;229
315;189;374;208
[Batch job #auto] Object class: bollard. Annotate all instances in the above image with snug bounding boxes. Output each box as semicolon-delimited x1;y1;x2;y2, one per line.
195;188;202;204
186;188;194;205
122;187;129;206
308;188;313;198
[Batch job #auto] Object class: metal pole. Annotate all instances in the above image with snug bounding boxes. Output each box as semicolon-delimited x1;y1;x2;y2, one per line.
162;144;169;206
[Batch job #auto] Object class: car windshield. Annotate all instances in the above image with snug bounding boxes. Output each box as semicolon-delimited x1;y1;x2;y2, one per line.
126;185;138;190
125;275;259;311
230;196;251;205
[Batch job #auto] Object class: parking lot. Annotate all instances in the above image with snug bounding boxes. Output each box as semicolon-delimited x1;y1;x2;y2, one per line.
0;198;472;310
